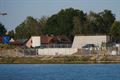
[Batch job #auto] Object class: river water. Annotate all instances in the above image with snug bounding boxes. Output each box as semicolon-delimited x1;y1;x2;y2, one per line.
0;64;120;80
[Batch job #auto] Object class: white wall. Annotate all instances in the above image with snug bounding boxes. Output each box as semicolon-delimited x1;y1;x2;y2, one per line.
72;35;109;49
26;36;41;48
26;38;32;48
38;48;77;55
31;36;41;47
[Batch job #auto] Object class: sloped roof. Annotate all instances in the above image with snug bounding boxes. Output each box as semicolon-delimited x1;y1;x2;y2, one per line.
41;35;54;44
41;35;71;44
0;36;2;42
56;35;71;43
9;41;23;45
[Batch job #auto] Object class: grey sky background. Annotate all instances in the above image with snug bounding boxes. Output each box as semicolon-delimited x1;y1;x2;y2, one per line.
0;0;120;31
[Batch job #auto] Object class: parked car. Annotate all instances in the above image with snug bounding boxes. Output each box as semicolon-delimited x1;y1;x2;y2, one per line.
82;44;99;50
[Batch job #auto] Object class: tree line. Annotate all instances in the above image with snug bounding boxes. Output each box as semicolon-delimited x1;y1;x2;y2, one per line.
0;8;120;42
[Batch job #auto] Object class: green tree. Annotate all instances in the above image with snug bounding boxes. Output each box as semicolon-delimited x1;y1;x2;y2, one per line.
39;16;48;28
8;30;15;38
99;10;115;34
72;16;81;35
38;16;48;35
86;11;103;35
86;10;115;35
42;8;86;37
14;8;116;39
15;16;41;39
110;21;120;42
0;22;7;35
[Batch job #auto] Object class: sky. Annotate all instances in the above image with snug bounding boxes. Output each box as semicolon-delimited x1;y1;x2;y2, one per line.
0;0;120;31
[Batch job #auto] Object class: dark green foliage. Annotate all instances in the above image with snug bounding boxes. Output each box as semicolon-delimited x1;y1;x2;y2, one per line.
110;21;120;42
42;8;115;37
86;10;115;35
15;16;41;39
99;10;115;34
39;16;48;28
38;16;48;35
14;8;116;40
72;16;82;35
8;30;15;38
0;23;7;35
42;8;86;36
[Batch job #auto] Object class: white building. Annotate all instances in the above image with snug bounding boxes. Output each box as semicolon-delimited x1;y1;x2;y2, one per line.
26;35;110;55
72;35;109;49
38;48;77;56
26;36;41;48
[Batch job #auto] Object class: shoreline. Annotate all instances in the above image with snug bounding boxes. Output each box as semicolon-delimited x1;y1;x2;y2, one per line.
0;55;120;64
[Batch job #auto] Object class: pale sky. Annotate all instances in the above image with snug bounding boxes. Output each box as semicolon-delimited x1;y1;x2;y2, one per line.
0;0;120;31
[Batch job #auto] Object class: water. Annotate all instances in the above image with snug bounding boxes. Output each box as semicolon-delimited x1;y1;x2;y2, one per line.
0;64;120;80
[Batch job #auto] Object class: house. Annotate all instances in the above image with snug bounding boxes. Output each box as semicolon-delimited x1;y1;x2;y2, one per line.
41;35;72;48
41;35;71;44
37;36;76;56
72;35;110;49
56;35;71;44
41;35;55;44
26;36;41;48
25;35;54;48
25;35;71;48
9;40;24;46
9;38;27;46
0;36;2;43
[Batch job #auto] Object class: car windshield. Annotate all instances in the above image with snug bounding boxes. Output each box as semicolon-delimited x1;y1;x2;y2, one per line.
82;44;95;48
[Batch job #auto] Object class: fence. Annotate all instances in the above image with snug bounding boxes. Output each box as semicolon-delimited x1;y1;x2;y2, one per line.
40;44;72;48
0;46;120;57
0;49;38;57
77;47;120;56
37;48;77;56
107;46;120;55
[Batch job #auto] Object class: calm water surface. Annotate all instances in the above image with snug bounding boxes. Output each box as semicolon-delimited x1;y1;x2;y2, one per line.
0;64;120;80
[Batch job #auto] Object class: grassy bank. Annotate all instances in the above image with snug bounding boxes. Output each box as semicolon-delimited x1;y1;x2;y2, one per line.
0;55;120;64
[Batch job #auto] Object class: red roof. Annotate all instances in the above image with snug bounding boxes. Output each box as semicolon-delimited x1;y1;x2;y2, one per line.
41;35;55;44
0;36;2;43
9;41;23;45
41;35;71;44
56;35;71;43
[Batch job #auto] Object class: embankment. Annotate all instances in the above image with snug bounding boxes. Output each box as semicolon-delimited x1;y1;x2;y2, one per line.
0;55;120;64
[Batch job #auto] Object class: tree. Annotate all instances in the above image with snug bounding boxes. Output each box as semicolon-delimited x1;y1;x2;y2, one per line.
38;16;48;35
72;16;81;35
42;8;86;37
14;8;116;39
86;11;103;35
110;21;120;42
86;10;115;35
39;16;48;28
8;30;15;38
99;10;115;34
0;22;7;36
15;16;41;39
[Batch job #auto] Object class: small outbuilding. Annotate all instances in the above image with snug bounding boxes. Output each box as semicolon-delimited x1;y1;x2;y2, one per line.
26;36;41;48
72;35;110;49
